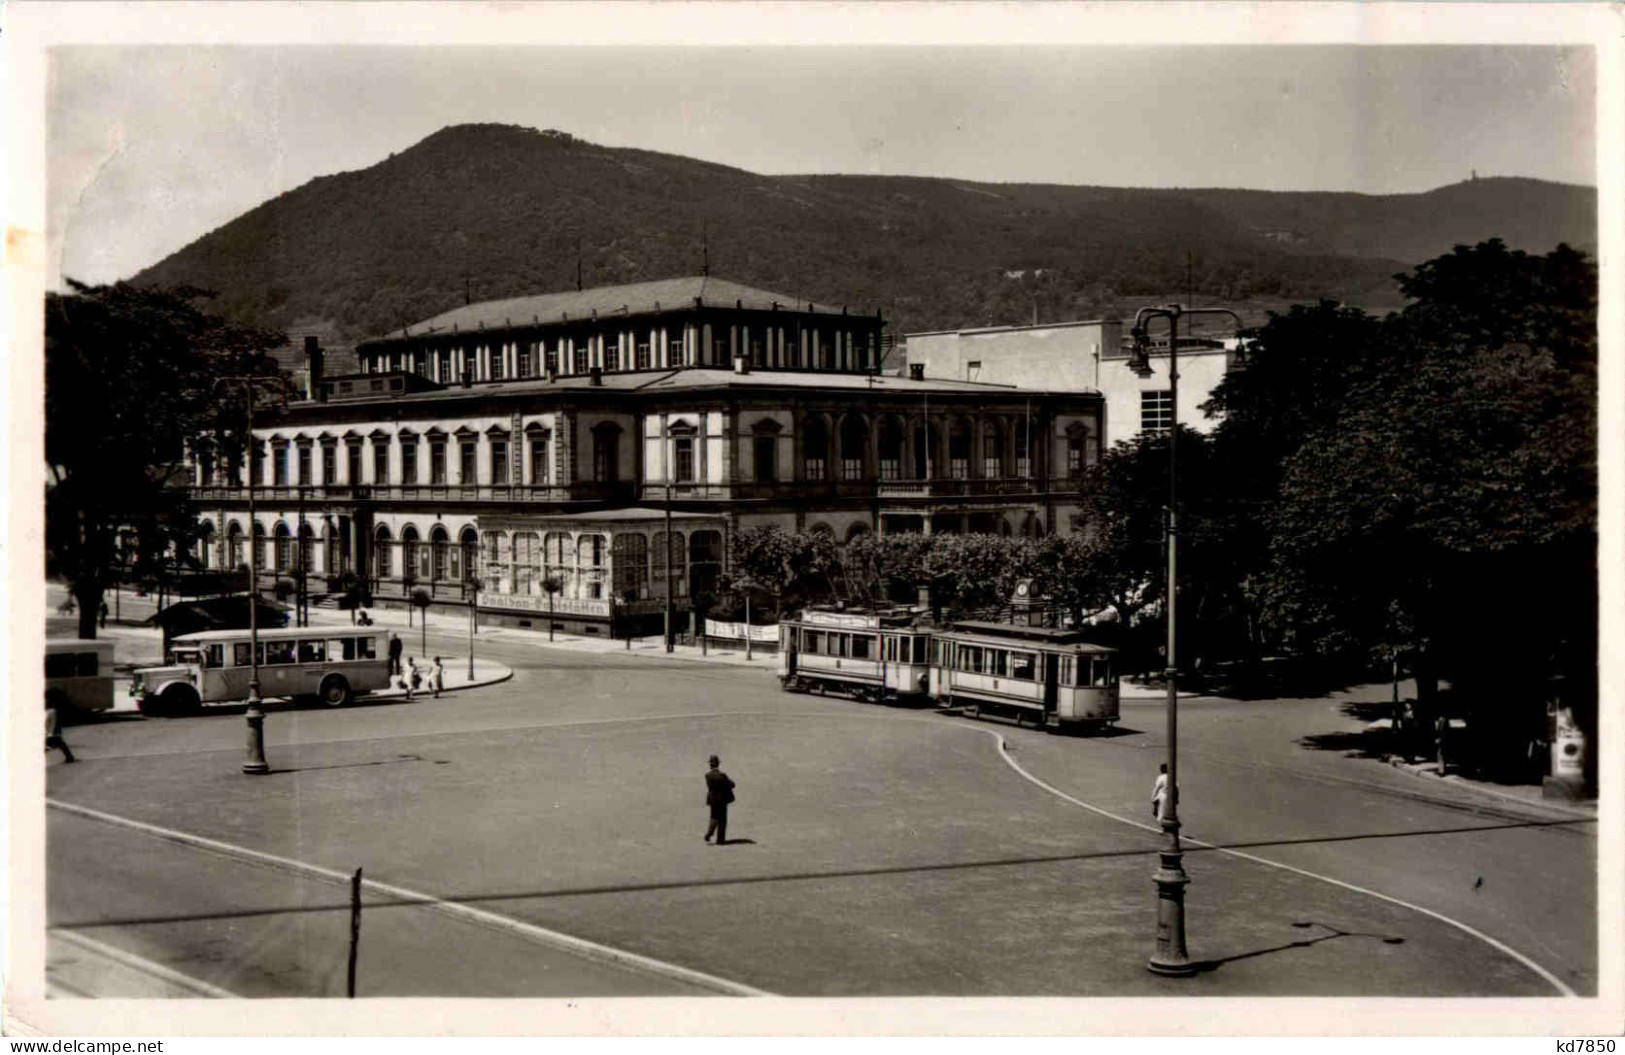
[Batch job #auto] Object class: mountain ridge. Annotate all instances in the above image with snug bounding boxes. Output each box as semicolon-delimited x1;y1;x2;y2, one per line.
130;122;1597;363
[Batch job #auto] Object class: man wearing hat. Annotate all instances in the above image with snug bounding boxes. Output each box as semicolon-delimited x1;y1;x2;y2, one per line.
703;755;736;845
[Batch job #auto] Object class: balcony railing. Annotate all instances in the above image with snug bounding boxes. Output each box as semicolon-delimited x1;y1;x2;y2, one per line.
192;482;631;504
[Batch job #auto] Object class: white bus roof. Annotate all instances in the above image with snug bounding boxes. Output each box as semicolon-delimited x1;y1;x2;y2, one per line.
172;627;385;644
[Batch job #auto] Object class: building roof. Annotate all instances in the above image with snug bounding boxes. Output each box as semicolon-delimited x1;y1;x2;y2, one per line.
367;276;878;345
636;368;1094;396
904;318;1119;339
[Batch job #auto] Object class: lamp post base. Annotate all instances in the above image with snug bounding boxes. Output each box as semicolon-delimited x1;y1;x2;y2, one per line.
1147;846;1196;976
243;703;269;775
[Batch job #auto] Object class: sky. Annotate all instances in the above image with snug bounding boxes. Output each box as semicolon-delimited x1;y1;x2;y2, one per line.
46;42;1596;289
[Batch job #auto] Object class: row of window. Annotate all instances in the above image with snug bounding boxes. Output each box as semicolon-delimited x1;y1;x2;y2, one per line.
795;629;932;665
237;432;627;488
937;642;1114;687
365;326;878;382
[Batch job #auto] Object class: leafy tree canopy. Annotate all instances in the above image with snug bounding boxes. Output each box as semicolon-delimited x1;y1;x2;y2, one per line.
45;280;286;637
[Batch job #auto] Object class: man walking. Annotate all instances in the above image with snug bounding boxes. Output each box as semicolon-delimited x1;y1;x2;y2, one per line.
1151;763;1172;824
45;705;75;764
429;656;445;698
703;755;736;845
388;632;403;676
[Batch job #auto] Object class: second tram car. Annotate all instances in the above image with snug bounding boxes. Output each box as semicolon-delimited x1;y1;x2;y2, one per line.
778;606;935;703
930;621;1119;733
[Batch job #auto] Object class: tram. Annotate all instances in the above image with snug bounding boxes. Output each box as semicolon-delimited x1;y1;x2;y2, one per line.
929;621;1119;733
778;606;935;703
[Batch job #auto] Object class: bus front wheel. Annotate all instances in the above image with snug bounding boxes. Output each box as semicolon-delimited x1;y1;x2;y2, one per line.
319;675;353;707
146;685;199;717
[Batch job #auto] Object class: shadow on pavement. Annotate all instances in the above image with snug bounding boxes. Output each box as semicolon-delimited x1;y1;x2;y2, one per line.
1189;921;1404;974
51;813;1593;933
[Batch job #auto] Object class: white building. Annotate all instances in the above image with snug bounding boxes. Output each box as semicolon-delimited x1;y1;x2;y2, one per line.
903;319;1243;450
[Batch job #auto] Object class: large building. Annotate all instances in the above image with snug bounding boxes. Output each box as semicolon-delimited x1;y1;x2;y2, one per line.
903;318;1244;449
188;277;1106;633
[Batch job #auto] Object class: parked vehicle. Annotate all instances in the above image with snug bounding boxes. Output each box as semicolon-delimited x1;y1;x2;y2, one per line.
130;627;390;715
45;638;117;717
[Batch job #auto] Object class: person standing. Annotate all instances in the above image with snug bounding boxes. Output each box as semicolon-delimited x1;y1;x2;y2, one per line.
403;656;418;700
703;755;736;845
429;656;445;698
1151;763;1173;824
388;632;403;676
98;600;109;629
45;705;75;764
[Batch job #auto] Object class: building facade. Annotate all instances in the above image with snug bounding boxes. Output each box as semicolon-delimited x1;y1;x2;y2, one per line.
188;277;1106;633
903;318;1243;450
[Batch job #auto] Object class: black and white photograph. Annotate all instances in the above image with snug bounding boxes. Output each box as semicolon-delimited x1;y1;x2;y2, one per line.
5;1;1619;1040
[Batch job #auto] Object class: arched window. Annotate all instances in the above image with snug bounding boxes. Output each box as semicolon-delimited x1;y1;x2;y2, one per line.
877;417;904;481
577;533;607;599
401;525;421;583
652;530;686;597
948;418;973;480
430;526;450;581
983;420;1006;479
252;523;266;571
324;523;339;575
227;522;244;569
459;526;478;582
611;534;648;601
375;525;393;579
196;522;215;570
543;531;572;596
297;523;315;573
513;531;539;594
839;414;867;481
274;522;293;571
913;421;939;480
802;416;829;481
688;530;723;598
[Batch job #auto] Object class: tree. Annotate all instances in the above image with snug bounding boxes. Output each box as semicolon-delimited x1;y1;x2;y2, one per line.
1250;242;1596;746
45;281;285;638
728;526;842;612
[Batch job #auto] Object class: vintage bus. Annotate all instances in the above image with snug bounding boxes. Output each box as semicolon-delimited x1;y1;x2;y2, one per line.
778;606;935;704
930;621;1119;733
130;627;391;715
45;638;118;717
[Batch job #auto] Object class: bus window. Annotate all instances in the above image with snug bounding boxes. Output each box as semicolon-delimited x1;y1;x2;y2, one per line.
805;630;823;654
852;635;873;660
914;637;928;664
297;640;327;663
263;641;296;665
330;639;353;661
45;653;77;679
203;644;225;669
170;648;203;666
76;652;100;677
357;636;378;660
234;642;253;668
1011;651;1036;681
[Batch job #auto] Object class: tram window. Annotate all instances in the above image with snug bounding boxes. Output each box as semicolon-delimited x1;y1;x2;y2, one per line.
957;645;983;673
914;637;928;664
885;637;898;662
1011;651;1036;681
852;635;873;660
989;650;1009;677
805;630;823;654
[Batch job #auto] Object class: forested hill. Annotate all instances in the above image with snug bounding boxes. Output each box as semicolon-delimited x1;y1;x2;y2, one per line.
131;122;1596;360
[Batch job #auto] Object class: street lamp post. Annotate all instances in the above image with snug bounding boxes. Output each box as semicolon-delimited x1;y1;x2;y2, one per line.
1127;303;1242;977
467;566;479;681
216;375;288;776
664;480;674;653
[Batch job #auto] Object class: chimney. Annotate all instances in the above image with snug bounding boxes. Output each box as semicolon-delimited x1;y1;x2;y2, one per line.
304;336;325;402
589;365;603;386
909;364;925;381
733;355;750;375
